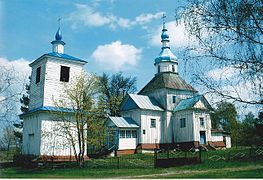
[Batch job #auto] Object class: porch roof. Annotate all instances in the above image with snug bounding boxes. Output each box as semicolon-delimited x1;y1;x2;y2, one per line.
108;116;139;128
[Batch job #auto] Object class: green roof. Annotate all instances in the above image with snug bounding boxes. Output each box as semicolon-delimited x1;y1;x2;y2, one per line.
139;72;197;94
174;95;213;112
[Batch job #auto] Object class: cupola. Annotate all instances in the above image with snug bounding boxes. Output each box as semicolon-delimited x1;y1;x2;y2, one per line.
51;27;65;54
154;18;178;75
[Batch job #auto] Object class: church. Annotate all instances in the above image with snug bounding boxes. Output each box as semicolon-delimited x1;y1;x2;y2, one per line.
106;22;231;155
20;21;231;158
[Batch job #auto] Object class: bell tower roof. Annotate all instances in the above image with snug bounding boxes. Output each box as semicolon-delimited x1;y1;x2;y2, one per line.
154;17;177;65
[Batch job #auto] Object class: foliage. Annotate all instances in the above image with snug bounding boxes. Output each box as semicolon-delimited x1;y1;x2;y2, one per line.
0;126;16;152
178;0;263;105
211;101;241;145
52;73;106;167
1;149;263;178
20;76;30;113
98;72;137;116
0;66;25;121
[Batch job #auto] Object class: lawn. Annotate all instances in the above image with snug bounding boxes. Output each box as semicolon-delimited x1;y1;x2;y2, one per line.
1;147;263;178
1;159;263;178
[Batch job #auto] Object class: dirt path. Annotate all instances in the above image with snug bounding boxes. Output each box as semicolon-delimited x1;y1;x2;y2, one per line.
116;165;263;179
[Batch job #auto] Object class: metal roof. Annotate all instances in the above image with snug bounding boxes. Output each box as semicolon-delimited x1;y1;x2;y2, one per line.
174;95;202;112
139;72;197;94
108;116;139;128
128;94;164;111
174;95;213;112
19;106;76;118
155;48;177;64
45;52;87;63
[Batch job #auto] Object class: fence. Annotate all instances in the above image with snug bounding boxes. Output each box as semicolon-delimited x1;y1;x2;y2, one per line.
202;146;263;163
12;146;263;169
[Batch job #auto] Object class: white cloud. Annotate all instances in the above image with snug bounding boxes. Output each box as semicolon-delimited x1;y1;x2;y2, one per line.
149;21;194;48
207;66;239;81
91;41;142;71
0;57;31;78
135;12;164;25
67;4;163;29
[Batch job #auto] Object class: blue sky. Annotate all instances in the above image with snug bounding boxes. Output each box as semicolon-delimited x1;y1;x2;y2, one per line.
0;0;190;91
0;0;259;119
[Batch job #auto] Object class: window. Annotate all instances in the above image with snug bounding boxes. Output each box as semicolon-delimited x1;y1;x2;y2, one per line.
200;117;205;127
143;129;146;135
36;67;41;83
172;96;176;103
180;118;186;128
150;119;156;128
132;130;137;138
126;130;131;138
120;130;125;138
172;65;175;72
158;65;160;73
60;66;70;82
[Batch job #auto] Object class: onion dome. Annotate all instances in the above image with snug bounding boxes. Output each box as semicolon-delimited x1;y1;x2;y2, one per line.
155;22;177;64
55;27;62;41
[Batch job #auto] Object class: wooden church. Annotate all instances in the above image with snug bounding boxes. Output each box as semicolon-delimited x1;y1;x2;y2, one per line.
20;22;231;158
106;22;231;155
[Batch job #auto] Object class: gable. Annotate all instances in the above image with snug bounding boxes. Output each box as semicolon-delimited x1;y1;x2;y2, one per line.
121;96;139;111
194;100;206;109
121;94;164;111
174;95;213;112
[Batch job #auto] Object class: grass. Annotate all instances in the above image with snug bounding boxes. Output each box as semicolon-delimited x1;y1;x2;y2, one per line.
1;147;263;178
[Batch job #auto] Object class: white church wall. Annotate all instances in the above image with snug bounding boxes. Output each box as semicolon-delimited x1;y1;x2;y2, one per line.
163;111;173;143
29;58;47;110
174;110;195;143
43;58;84;108
121;109;141;126
118;130;137;150
225;136;231;148
211;133;223;142
140;110;163;144
145;88;167;110
193;111;212;143
167;89;195;111
156;62;178;74
22;114;42;155
40;117;77;156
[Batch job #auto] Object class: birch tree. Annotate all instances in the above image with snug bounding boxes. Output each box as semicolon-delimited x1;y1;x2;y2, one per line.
50;73;105;167
177;0;262;106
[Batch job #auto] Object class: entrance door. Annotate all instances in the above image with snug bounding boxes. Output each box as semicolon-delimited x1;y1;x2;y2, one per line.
200;131;206;144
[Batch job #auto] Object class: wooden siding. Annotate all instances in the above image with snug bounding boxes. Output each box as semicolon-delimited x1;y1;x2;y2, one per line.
167;89;195;111
22;113;42;155
29;58;47;110
43;58;84;107
119;138;137;150
174;110;195;143
193;111;212;142
140;110;162;144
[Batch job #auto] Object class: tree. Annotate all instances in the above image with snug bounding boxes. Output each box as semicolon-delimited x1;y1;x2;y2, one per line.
0;126;16;154
20;76;30;113
98;72;137;116
178;0;262;105
0;66;25;121
211;101;240;145
51;73;105;167
240;112;257;146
